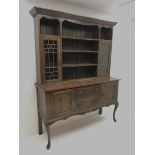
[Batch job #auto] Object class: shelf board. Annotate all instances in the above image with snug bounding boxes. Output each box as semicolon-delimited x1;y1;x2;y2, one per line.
40;34;60;37
63;50;98;53
62;64;98;67
62;36;99;41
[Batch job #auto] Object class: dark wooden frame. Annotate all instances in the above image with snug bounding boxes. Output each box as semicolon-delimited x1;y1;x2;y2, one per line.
30;7;120;150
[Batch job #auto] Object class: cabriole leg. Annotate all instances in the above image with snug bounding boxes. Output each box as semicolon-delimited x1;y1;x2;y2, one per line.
37;88;43;135
113;102;119;122
38;112;43;135
45;124;51;150
99;107;102;115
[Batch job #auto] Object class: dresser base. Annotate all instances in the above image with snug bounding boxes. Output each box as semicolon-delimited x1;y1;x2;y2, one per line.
36;78;119;149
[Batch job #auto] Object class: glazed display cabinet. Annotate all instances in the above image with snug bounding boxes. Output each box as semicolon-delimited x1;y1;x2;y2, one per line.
30;7;120;149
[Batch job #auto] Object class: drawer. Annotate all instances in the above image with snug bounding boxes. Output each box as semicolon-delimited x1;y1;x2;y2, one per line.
75;85;101;99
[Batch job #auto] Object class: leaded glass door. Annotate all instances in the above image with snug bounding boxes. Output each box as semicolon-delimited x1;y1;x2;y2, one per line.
41;35;62;82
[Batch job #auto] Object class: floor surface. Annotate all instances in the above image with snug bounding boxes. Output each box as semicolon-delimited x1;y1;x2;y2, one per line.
20;106;134;155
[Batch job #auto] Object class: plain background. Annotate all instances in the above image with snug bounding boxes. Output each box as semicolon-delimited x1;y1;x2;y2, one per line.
20;0;135;154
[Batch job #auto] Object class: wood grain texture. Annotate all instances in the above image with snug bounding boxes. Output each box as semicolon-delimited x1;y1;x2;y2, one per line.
30;7;117;27
46;98;117;125
98;40;112;76
34;16;41;82
38;80;119;122
30;7;120;149
36;77;119;92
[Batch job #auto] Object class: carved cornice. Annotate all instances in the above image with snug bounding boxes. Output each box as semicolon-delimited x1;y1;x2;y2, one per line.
30;7;117;27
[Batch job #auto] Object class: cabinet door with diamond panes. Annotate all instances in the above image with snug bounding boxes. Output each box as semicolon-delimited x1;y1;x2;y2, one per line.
41;36;61;82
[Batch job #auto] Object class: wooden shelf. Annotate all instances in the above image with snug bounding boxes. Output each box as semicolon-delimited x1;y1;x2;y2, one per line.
62;36;99;41
62;64;98;67
63;50;98;53
40;34;60;37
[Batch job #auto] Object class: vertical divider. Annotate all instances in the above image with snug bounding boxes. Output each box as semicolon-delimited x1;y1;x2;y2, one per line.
107;40;112;75
40;35;46;83
59;19;63;81
97;25;101;77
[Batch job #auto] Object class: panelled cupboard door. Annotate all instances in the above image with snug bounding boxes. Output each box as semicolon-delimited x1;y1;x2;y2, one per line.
98;40;112;76
103;83;116;100
53;89;74;118
74;82;117;112
40;35;62;83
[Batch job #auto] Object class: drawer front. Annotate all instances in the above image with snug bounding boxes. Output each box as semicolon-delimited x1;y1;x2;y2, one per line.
75;85;101;99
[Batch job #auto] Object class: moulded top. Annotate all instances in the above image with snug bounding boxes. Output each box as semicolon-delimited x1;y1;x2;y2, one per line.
35;77;120;92
30;7;117;27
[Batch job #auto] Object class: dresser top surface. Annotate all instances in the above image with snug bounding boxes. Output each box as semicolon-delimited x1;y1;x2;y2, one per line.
36;77;120;92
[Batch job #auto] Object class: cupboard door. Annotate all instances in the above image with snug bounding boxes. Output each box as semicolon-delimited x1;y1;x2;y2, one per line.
74;97;93;112
102;83;115;100
74;85;100;112
41;35;62;82
74;83;116;112
53;89;74;118
98;40;112;76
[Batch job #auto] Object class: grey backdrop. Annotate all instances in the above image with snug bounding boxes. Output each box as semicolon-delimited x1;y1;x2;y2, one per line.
20;0;135;154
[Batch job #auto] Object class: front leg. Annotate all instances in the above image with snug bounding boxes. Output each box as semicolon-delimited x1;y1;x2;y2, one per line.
113;102;119;122
45;124;51;149
38;112;43;135
36;88;43;135
99;107;102;115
